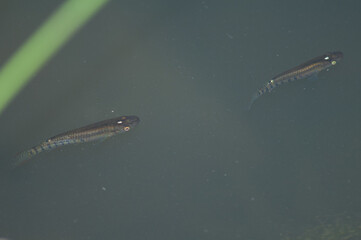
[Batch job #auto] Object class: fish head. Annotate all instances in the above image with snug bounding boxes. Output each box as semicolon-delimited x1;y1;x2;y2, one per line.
116;115;140;132
324;51;343;65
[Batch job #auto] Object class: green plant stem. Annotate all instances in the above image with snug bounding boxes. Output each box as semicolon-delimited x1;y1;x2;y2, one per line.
0;0;109;115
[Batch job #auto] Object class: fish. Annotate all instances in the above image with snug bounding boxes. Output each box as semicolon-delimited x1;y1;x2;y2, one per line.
248;51;343;109
15;115;140;166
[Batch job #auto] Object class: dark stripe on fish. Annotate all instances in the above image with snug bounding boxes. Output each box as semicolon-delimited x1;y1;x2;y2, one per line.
15;115;140;166
248;51;343;109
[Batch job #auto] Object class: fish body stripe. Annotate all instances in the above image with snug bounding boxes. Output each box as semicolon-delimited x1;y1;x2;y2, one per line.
15;116;140;166
247;51;343;109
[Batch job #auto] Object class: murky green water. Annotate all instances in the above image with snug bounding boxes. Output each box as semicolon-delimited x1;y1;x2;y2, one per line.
0;1;360;239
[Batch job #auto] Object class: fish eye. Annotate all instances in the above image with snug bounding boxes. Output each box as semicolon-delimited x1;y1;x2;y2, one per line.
331;60;337;65
124;126;130;131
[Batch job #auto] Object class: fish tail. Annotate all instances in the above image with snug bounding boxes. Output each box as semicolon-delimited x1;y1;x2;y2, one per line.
14;141;64;167
247;84;270;110
247;92;260;111
14;147;39;167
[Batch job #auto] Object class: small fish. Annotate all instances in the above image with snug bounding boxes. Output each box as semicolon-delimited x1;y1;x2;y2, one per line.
15;115;140;166
248;51;343;109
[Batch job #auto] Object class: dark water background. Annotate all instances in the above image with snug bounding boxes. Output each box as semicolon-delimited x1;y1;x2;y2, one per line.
0;1;360;239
